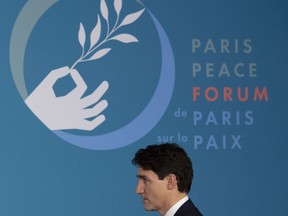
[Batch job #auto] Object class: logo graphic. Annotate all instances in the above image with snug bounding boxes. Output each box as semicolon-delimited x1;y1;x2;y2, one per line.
10;0;175;150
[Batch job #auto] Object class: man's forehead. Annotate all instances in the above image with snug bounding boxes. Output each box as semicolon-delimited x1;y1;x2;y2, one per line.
137;167;146;174
137;167;159;178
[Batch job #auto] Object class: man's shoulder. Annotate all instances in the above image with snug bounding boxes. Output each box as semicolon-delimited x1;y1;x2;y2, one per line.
174;199;203;216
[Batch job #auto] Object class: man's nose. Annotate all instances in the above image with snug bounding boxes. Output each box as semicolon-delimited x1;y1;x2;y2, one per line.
135;181;144;194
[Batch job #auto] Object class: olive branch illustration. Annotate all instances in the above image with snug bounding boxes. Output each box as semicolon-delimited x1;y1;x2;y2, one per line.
71;0;145;69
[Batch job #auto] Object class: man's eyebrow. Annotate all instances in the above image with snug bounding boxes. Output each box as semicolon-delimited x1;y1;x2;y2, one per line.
136;174;146;179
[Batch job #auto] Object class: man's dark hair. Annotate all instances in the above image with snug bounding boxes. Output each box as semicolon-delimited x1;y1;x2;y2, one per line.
132;143;193;193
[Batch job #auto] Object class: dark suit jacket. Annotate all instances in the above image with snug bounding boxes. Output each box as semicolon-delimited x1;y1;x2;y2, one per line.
174;199;203;216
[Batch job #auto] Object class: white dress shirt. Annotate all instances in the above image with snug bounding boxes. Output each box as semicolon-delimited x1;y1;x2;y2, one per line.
164;196;189;216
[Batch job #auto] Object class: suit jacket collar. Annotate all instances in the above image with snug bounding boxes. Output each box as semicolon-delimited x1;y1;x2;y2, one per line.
174;199;203;216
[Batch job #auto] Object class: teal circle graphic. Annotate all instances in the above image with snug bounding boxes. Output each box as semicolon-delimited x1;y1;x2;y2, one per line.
10;1;175;150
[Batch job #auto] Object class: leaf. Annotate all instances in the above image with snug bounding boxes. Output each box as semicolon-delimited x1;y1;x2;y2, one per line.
78;22;86;48
100;0;109;21
110;33;138;43
88;48;111;61
114;0;122;16
119;8;145;27
90;15;102;49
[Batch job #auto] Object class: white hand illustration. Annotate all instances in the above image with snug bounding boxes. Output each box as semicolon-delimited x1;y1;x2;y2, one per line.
25;66;109;131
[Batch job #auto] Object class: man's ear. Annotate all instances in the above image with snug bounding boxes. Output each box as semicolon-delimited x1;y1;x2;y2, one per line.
166;174;177;190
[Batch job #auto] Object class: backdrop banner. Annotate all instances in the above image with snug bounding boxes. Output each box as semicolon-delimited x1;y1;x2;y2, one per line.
0;0;287;215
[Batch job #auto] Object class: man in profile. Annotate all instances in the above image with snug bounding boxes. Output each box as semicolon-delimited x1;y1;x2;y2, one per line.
132;143;203;216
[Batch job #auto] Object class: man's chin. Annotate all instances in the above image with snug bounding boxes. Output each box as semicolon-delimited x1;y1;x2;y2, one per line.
143;204;156;212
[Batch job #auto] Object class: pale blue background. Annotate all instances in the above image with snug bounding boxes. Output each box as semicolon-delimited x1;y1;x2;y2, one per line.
1;0;288;215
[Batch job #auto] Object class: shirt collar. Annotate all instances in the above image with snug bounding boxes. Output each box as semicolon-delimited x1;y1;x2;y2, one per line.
164;196;189;216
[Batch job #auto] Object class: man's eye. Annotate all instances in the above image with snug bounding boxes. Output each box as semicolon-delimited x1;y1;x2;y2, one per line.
143;178;149;184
